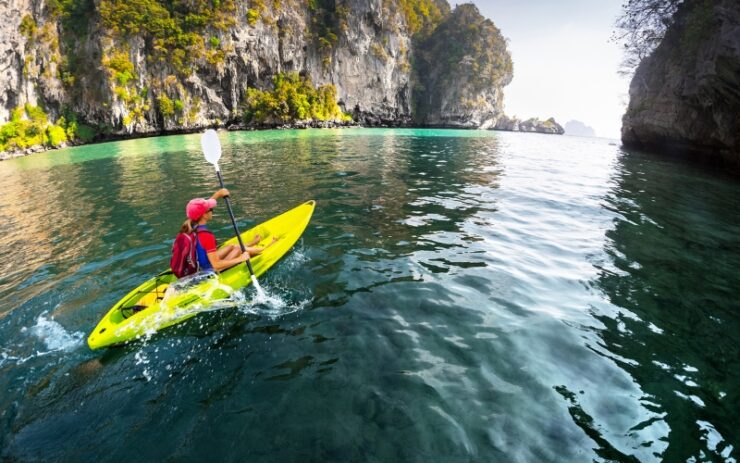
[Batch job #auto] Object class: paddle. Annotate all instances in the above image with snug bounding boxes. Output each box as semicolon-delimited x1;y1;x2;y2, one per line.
200;129;258;282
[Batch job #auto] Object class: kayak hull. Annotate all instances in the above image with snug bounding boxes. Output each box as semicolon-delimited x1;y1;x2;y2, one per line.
87;200;315;350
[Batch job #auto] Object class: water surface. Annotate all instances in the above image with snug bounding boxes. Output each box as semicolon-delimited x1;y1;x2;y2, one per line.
0;129;738;461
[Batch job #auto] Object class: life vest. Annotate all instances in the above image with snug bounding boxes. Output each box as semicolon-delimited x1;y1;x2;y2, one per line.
193;225;216;272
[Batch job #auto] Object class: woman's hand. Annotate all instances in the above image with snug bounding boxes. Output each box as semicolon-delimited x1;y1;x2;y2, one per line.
212;188;230;199
240;251;251;262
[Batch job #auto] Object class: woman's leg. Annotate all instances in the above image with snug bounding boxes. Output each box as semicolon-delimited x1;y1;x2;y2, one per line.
246;234;262;247
217;245;240;260
247;237;279;256
246;247;262;257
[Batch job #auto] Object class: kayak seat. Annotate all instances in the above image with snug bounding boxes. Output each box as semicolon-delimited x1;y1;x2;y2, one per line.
120;284;169;319
120;305;147;319
137;284;170;307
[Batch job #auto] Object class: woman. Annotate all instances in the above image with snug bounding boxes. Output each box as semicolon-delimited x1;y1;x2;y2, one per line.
182;188;277;273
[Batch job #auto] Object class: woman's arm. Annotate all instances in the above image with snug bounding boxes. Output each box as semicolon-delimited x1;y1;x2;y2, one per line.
207;250;249;272
211;188;230;200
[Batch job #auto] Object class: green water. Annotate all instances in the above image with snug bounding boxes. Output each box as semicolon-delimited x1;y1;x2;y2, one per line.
0;129;738;461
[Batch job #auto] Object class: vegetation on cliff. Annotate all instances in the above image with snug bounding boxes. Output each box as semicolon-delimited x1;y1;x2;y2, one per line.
306;0;347;58
418;4;511;91
614;0;682;73
242;72;351;124
25;0;240;135
412;4;512;122
392;0;450;37
306;0;447;67
614;0;716;73
0;105;96;152
98;0;237;75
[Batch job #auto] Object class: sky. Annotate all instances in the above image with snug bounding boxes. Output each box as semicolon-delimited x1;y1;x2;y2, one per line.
464;0;631;138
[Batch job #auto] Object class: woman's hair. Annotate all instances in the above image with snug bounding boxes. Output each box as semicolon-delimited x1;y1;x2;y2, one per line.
180;219;197;234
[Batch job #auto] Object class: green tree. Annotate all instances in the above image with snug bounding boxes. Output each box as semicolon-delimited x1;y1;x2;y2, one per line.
242;72;348;124
613;0;682;74
47;125;68;146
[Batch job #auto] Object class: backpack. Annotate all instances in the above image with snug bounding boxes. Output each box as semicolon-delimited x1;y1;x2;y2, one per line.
170;232;199;278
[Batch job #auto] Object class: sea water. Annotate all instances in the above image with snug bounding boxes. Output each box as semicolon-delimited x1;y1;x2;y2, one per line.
0;129;737;461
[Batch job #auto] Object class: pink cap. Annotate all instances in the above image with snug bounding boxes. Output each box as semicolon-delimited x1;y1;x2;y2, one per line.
186;198;217;220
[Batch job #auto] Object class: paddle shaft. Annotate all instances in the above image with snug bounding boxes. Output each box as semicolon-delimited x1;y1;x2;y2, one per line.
215;170;255;275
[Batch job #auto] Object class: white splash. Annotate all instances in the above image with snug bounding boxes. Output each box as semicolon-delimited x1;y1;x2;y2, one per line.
251;274;267;299
0;349;18;367
120;270;310;344
162;272;223;301
237;284;311;318
29;313;84;352
251;282;286;310
283;248;309;270
134;350;152;381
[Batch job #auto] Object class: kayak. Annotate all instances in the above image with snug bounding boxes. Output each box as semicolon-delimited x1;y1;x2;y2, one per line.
87;200;315;350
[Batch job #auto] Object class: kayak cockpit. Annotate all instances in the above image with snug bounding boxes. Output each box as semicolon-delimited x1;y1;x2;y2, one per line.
117;273;177;320
87;272;178;348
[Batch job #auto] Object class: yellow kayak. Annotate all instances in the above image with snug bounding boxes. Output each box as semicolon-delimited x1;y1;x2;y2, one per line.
87;200;315;350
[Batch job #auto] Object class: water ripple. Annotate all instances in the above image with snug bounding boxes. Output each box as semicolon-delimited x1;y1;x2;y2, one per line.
0;130;738;461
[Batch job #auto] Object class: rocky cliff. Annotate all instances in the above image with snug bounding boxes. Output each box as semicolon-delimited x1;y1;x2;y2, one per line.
413;3;512;128
0;0;514;154
621;0;740;167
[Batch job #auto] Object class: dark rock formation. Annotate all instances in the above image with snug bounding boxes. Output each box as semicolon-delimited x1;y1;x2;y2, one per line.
621;0;740;167
564;120;596;137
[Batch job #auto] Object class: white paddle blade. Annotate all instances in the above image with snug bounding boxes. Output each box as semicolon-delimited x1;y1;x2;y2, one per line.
201;129;222;167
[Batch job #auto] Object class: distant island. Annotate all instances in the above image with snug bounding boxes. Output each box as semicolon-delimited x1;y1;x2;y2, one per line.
493;116;564;135
564;120;596;138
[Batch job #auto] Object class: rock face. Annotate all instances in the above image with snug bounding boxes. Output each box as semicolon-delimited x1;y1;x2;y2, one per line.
413;4;512;128
622;0;740;167
564;120;596;137
0;0;514;149
0;0;36;123
3;0;416;133
493;115;564;134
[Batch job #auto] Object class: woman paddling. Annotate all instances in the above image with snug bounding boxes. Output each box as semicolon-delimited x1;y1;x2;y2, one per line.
181;189;277;273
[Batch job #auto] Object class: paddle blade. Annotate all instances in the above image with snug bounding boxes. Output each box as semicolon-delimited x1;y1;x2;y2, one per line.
201;129;222;167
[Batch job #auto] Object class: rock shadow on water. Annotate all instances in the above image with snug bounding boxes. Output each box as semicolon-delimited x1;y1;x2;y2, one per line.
583;151;740;461
554;385;642;462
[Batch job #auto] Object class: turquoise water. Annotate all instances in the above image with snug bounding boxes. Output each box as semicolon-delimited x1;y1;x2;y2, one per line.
0;129;738;461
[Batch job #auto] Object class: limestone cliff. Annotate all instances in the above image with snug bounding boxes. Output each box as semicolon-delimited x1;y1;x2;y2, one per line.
621;0;740;167
413;3;512;128
2;0;417;134
0;0;514;154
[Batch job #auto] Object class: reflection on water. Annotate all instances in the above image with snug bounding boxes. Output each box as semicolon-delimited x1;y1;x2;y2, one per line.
591;151;740;461
0;129;738;461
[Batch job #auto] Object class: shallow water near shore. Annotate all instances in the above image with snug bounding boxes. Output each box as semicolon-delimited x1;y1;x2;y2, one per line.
0;128;738;461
